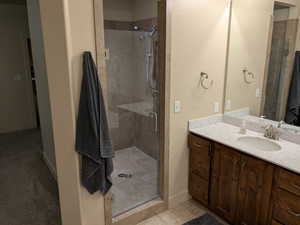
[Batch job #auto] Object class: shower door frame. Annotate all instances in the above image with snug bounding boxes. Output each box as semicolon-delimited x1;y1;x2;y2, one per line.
93;0;170;224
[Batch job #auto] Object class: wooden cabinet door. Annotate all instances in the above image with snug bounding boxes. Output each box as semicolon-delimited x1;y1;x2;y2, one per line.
236;155;274;225
188;135;211;206
210;144;241;224
189;135;211;181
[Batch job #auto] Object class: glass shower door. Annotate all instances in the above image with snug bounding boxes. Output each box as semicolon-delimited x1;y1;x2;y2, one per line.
102;0;160;217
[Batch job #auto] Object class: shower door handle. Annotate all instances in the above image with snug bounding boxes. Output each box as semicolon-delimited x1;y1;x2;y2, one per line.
149;112;158;132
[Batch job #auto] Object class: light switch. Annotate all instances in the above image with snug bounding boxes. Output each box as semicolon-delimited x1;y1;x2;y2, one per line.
214;102;220;113
174;100;181;113
256;88;260;98
225;100;231;110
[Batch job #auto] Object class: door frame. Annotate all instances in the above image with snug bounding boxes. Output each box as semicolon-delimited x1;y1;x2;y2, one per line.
93;0;171;224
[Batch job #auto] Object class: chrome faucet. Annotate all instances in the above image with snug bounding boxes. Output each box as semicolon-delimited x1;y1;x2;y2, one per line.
263;124;278;140
277;120;285;129
262;121;285;140
260;116;280;140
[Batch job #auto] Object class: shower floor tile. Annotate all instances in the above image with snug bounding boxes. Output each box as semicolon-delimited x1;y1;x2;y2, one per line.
112;147;159;217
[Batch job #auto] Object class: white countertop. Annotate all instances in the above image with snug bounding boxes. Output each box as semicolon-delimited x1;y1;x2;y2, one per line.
190;122;300;175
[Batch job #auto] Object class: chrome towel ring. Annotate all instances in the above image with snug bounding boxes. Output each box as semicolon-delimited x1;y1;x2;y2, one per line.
200;72;213;89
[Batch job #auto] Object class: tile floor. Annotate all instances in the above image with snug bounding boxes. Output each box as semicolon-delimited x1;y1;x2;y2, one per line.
137;200;228;225
112;147;159;217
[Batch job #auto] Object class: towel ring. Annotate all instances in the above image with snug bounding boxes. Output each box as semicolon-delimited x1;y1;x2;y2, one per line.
243;68;255;84
200;72;213;89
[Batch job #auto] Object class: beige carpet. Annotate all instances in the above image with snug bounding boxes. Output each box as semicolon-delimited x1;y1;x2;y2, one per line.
0;129;61;225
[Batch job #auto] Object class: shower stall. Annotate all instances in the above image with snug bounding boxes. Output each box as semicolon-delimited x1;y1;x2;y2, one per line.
102;0;162;217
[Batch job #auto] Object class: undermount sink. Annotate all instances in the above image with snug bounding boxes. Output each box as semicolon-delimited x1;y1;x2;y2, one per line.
237;136;282;152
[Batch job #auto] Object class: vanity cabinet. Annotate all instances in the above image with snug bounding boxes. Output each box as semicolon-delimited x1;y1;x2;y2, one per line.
188;134;212;207
188;134;282;225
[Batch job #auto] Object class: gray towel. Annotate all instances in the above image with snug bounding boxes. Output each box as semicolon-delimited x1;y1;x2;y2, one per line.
286;51;300;125
75;51;114;195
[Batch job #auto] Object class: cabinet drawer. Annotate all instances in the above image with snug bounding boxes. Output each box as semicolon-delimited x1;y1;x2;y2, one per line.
190;147;210;180
276;168;300;197
189;134;210;150
273;189;300;225
189;173;209;206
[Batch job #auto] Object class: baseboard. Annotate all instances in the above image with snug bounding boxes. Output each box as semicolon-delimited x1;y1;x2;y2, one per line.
168;190;191;209
42;152;57;181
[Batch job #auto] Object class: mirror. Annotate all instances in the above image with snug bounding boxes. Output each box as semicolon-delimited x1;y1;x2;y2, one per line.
224;0;300;134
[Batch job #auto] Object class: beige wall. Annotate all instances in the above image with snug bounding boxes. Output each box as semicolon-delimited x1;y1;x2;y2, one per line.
39;0;106;224
27;0;56;175
168;0;231;205
0;4;37;133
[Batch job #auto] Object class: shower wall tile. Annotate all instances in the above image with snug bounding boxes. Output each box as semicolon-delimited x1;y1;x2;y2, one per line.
103;0;134;21
110;110;135;151
105;30;137;108
134;114;159;160
133;0;157;21
104;18;157;31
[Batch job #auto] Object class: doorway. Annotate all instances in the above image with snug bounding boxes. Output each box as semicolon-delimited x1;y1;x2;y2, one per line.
0;1;61;225
94;0;168;224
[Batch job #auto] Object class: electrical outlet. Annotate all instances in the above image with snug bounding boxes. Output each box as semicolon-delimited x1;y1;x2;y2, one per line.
174;100;181;113
214;102;220;113
225;100;231;110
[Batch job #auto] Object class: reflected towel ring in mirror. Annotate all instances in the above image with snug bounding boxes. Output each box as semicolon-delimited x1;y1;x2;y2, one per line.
200;72;213;89
242;68;255;84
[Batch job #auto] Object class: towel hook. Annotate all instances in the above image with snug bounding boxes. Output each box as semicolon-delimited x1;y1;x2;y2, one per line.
242;68;255;84
200;72;213;89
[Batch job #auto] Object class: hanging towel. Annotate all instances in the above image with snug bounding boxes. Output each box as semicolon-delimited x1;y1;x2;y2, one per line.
75;51;114;195
286;51;300;125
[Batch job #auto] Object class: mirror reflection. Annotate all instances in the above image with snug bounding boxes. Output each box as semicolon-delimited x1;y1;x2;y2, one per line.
225;0;300;133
